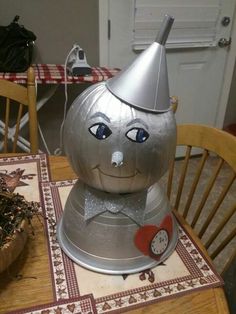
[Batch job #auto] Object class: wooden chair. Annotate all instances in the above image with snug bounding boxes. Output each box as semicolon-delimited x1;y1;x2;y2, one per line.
170;96;178;113
0;67;38;153
167;124;236;274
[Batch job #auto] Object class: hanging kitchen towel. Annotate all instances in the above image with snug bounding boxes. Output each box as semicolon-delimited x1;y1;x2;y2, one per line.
0;15;36;73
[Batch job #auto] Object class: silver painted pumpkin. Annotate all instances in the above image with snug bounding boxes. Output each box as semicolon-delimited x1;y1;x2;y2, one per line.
63;82;176;194
58;15;178;274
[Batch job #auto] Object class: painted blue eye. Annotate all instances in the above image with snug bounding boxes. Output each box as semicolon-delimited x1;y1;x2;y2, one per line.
89;123;112;140
126;128;149;143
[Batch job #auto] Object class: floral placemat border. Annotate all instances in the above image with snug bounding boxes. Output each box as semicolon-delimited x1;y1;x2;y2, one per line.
0;153;50;185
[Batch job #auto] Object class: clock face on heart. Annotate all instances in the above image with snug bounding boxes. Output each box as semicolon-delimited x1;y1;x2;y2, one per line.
134;214;173;260
150;229;169;256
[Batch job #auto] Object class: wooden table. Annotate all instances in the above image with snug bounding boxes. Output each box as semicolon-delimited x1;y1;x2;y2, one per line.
0;156;229;314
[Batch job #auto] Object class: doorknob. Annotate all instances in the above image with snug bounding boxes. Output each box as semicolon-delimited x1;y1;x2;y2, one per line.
218;38;231;48
221;16;231;26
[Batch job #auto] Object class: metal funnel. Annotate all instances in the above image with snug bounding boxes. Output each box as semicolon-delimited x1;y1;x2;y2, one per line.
106;15;174;113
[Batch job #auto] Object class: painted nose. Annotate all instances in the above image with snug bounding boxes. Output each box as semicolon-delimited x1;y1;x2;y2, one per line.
111;151;123;167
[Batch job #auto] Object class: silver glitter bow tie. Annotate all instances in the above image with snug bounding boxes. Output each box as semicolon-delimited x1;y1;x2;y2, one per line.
84;185;148;225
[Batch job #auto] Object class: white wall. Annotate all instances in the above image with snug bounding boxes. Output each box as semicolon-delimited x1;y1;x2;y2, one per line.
0;0;99;65
0;0;100;153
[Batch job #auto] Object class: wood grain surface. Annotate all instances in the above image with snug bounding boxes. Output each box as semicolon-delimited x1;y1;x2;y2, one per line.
0;155;229;314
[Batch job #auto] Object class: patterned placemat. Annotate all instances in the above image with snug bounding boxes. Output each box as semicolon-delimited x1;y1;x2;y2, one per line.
23;179;223;314
0;154;50;203
8;295;96;314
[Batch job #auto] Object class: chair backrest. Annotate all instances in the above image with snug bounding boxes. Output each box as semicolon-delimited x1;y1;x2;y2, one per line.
170;96;178;113
167;124;236;273
0;67;38;153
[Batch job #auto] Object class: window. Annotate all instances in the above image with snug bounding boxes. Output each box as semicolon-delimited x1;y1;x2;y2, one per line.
133;0;222;49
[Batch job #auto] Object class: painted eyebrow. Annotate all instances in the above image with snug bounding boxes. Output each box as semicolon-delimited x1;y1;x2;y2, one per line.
90;112;111;123
126;118;149;130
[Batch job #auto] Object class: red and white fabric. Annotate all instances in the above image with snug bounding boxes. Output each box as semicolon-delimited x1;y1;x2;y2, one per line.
0;64;120;84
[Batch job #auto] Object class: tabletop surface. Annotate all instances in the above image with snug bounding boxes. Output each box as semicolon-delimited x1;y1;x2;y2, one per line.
0;155;229;314
0;64;119;84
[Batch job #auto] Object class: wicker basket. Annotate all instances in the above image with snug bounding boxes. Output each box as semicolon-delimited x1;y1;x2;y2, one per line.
0;219;28;273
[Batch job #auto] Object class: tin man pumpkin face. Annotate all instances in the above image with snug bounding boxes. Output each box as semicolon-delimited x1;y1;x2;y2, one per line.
63;82;176;194
58;15;179;275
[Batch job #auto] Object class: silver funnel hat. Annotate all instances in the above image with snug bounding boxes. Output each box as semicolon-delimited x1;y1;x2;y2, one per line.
106;15;174;113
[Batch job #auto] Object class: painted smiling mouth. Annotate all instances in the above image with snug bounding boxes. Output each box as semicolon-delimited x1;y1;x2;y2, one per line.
92;165;140;178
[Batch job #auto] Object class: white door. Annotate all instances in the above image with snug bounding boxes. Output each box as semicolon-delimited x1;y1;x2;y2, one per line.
99;0;236;127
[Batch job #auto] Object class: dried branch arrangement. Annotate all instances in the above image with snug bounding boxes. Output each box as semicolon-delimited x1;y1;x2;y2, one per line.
0;177;39;248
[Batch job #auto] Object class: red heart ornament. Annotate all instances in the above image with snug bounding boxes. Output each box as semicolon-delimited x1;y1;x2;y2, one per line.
134;214;173;260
